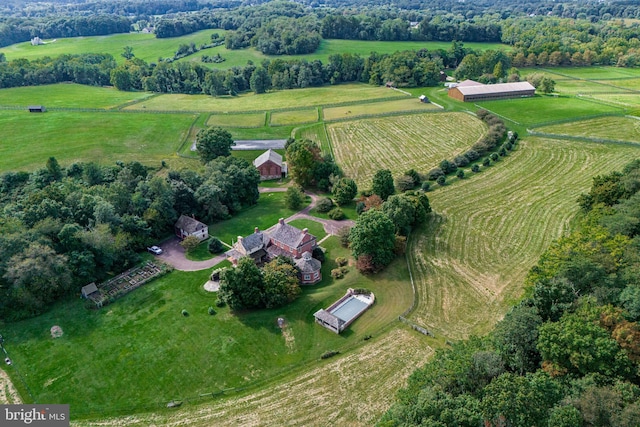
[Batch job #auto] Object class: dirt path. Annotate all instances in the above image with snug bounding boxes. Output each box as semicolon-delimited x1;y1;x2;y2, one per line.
159;188;354;272
0;368;22;404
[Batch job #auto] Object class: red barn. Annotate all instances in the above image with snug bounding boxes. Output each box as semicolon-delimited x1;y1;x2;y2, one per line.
253;149;286;180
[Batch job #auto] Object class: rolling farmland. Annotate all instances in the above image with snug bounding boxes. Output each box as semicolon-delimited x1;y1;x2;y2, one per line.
407;137;640;339
323;98;440;121
535;116;640;143
327;113;486;188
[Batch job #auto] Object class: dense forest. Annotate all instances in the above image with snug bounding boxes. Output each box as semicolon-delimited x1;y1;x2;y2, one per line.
0;156;260;320
379;160;640;427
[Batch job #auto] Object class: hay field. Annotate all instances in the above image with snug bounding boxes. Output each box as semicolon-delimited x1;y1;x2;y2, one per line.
323;98;440;121
408;137;640;339
270;108;318;126
536;116;640;142
327;113;486;188
206;112;266;127
125;84;395;112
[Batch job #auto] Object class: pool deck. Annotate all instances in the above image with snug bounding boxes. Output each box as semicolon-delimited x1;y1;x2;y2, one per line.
314;289;375;334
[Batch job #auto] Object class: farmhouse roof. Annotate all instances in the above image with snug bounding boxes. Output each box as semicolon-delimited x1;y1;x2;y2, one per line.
455;81;535;96
240;231;268;254
270;219;314;248
253;149;282;168
314;309;344;330
456;79;483;87
175;215;207;233
295;252;321;273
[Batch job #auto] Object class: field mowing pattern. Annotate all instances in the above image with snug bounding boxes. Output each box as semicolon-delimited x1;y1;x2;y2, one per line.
589;94;640;108
327;113;486;188
206;112;265;127
408;137;640;339
323;98;439;121
536;116;640;142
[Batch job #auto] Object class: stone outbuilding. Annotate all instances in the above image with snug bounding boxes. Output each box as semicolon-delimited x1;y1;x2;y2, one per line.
174;215;209;241
295;251;322;284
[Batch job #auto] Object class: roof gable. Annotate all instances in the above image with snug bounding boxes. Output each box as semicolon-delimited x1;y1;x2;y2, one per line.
175;215;207;233
269;221;315;248
253;149;283;168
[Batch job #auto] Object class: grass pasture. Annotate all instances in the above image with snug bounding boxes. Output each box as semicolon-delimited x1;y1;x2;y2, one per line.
1;235;414;419
476;95;623;126
294;123;332;155
125;84;395;113
0;110;195;172
588;93;640;108
541;66;640;80
596;78;640;91
206;112;266;128
327;112;486;188
408;138;640;339
535;116;640;143
323;98;440;121
553;79;628;95
0;84;153;109
0;30;222;64
270;108;318;126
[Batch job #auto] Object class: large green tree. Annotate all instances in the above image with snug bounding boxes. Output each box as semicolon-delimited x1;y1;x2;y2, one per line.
196;127;236;163
262;257;301;308
349;209;396;272
372;169;395;201
332;177;358;206
219;257;264;310
285;139;322;188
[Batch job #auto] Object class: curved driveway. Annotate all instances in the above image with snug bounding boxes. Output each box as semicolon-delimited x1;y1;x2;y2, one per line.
159;188;355;272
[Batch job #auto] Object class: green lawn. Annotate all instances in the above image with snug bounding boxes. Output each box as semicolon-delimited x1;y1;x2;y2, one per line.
288;219;327;240
0;30;223;64
553;79;628;95
1;234;412;418
596;78;640;91
124;84;398;112
0;84;153;109
0;111;195;172
541;66;640;80
270;109;319;126
476;95;624;126
206;112;266;128
207;192;310;245
590;93;640;108
535;116;640;143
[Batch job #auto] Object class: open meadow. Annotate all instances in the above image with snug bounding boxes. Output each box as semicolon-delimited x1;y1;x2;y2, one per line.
535;116;640;143
327;112;486;188
322;97;440;121
206;112;266;128
0;110;195;172
0;236;414;419
408;137;640;338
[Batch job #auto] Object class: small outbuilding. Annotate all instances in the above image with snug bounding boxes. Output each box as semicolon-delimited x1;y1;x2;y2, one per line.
295;251;322;284
253;149;286;180
28;105;46;113
419;95;429;103
81;282;99;299
175;215;209;241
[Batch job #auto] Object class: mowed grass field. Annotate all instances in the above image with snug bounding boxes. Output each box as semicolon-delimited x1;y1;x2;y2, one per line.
327;112;486;188
1;236;413;419
323;97;440;121
270;108;319;126
0;30;222;64
0;110;195;171
408;137;640;339
0;84;153;109
125;84;398;112
476;95;623;126
536;116;640;143
206;112;266;127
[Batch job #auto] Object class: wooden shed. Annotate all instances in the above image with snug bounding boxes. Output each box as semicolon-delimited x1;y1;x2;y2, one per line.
28;105;46;113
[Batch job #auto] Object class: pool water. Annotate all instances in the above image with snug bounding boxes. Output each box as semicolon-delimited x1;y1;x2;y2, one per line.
330;297;369;323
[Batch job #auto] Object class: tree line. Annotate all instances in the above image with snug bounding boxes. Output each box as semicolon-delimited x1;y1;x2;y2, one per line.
0;155;260;321
379;159;640;426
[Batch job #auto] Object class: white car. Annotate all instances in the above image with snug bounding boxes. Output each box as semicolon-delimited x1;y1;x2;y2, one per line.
147;246;163;255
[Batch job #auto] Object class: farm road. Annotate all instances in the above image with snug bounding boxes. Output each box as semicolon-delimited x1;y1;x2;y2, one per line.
159;188;354;271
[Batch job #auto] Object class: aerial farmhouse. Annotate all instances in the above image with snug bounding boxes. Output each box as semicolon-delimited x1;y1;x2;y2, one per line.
226;218;321;284
447;80;536;102
174;215;209;241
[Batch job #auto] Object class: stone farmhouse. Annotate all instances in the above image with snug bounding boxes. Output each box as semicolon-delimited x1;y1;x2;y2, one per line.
447;80;535;102
225;218;322;284
253;149;287;180
174;215;209;241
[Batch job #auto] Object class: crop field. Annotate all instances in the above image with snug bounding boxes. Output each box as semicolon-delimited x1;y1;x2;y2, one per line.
206;112;265;128
0;236;413;419
327;113;486;188
476;96;624;126
0;30;221;64
0;84;153;109
270;108;318;126
536;116;640;142
125;84;396;112
0;110;195;172
323;98;440;121
407;137;640;339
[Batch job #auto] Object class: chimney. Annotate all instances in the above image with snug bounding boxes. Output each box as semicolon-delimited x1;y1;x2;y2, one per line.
278;218;285;225
302;228;308;235
238;236;243;243
255;227;259;233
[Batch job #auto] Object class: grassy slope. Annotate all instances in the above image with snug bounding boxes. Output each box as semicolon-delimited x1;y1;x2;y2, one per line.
408;138;640;339
0;110;195;171
0;84;153;109
1;236;413;419
536;116;640;142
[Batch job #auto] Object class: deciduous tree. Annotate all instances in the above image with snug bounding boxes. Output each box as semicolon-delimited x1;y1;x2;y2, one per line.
196;127;235;163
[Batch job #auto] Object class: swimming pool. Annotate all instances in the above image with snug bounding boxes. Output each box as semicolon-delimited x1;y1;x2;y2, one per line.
330;296;369;323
